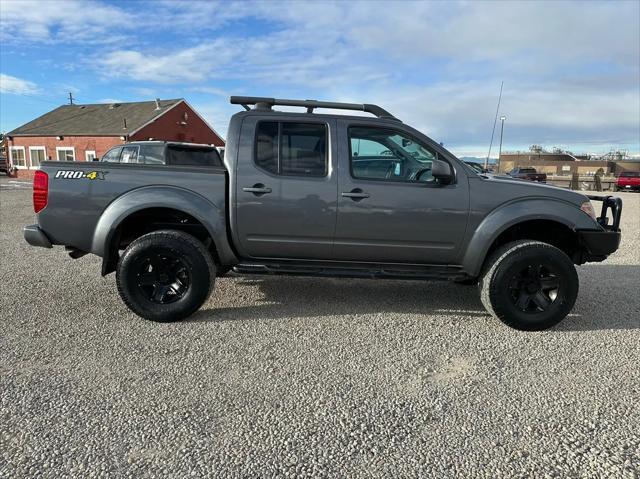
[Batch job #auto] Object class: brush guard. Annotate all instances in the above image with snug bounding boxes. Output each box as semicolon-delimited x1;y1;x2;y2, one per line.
588;195;622;231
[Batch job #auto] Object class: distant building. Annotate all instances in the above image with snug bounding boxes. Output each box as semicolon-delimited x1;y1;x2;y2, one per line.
499;151;640;177
4;99;225;178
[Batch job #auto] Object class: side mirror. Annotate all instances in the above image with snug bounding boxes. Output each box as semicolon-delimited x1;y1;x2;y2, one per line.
431;159;453;184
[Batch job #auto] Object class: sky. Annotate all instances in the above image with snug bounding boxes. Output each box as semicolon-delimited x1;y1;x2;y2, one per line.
1;0;639;158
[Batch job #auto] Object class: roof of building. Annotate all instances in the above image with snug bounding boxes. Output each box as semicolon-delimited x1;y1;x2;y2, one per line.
7;99;183;136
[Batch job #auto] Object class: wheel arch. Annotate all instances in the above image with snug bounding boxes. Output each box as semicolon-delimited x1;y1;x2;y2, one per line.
92;186;236;275
462;198;596;277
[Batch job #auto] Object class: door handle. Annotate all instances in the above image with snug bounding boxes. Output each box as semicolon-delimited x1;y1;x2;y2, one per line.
242;184;272;195
341;188;370;201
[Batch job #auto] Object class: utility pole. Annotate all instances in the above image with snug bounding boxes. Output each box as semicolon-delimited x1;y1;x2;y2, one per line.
498;116;506;172
68;92;74;105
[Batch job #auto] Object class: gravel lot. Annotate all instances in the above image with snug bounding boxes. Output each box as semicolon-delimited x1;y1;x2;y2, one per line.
1;177;639;478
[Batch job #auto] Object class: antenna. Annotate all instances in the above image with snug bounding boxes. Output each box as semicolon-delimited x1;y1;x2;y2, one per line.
68;92;74;105
485;81;504;170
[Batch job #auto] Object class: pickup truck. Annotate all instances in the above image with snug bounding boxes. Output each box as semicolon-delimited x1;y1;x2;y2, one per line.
615;171;640;192
24;96;623;331
99;140;223;167
507;167;547;183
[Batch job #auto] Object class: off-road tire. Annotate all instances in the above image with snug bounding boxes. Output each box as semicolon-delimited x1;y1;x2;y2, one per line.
479;240;578;331
116;230;216;322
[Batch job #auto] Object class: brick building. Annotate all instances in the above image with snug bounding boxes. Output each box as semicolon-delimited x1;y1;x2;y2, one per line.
4;99;224;178
498;152;640;176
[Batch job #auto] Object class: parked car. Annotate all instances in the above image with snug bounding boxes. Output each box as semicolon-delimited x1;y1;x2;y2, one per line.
0;155;10;175
507;167;547;183
100;141;223;167
24;96;622;331
615;171;640;192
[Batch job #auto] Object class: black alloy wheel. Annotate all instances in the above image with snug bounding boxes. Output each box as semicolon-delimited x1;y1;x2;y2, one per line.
116;230;215;322
508;264;559;313
479;240;579;331
136;253;190;304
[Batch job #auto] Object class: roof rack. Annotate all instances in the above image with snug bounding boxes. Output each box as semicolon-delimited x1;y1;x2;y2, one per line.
229;96;399;120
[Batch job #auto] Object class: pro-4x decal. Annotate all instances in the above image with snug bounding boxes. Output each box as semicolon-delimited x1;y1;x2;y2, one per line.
55;170;108;180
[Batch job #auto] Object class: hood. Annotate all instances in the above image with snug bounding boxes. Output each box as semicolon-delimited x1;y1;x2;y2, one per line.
477;174;588;206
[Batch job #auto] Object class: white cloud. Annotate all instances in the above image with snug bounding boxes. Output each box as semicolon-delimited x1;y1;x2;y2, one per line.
0;73;39;94
0;0;130;43
2;0;638;153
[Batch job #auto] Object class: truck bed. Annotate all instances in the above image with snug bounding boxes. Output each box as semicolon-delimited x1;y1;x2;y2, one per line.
36;161;227;254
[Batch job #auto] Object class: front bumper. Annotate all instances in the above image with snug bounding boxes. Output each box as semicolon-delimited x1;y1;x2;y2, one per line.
24;224;53;248
577;195;623;261
578;229;621;257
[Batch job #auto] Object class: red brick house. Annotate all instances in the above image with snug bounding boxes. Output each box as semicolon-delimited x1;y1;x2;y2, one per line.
4;99;225;178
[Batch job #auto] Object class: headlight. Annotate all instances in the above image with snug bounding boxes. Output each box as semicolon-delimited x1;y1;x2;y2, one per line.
580;201;597;220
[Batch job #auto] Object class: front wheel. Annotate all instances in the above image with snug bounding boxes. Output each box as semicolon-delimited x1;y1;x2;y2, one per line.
479;240;578;331
116;230;216;322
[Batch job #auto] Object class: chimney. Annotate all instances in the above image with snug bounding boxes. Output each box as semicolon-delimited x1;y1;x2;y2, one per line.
155;98;161;110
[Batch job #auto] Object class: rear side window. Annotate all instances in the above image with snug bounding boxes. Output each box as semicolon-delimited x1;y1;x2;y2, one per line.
255;122;279;174
139;145;165;164
166;146;222;166
102;147;122;162
120;146;139;163
255;121;327;177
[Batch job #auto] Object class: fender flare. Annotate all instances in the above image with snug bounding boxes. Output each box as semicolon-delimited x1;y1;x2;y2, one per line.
92;186;236;273
461;197;597;277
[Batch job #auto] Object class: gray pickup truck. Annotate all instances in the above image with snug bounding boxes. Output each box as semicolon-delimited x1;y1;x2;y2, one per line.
24;96;622;330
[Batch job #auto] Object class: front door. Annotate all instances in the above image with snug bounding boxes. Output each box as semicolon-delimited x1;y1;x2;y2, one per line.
234;116;338;259
333;121;469;264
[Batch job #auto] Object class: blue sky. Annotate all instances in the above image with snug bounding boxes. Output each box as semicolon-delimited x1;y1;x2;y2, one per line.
1;0;639;157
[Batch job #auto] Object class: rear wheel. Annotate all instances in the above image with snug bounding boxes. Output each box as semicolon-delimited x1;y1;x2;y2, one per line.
479;240;578;331
116;230;215;322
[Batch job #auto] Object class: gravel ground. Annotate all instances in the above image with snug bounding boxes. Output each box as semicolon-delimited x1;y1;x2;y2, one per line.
1;177;639;478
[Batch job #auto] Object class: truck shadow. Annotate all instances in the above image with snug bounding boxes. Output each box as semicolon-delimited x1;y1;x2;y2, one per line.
190;265;640;332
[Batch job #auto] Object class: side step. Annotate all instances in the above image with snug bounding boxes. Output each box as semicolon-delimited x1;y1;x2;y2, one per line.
233;260;465;281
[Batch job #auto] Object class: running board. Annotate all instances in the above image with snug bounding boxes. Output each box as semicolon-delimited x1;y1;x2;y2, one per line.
233;261;464;281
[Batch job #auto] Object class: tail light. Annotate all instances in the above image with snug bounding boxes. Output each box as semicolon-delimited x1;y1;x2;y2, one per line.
33;170;48;213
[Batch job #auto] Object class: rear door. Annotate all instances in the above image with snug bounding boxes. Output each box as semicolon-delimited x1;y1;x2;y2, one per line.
234;115;338;259
333;119;469;264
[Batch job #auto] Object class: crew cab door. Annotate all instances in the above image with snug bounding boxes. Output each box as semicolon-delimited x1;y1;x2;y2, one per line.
234;116;338;259
333;120;469;264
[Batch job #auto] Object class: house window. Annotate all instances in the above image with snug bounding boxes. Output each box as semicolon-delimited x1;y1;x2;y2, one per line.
29;147;46;169
9;146;26;168
85;150;96;162
56;147;75;161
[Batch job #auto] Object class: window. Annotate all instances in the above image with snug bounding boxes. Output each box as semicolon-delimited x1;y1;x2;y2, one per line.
29;147;46;168
139;145;165;165
255;121;327;177
349;126;437;182
166;146;222;166
255;122;278;174
101;147;122;163
120;146;139;163
85;150;96;162
10;146;26;168
56;147;75;161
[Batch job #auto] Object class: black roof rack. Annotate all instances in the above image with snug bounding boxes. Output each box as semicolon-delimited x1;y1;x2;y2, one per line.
230;96;399;121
